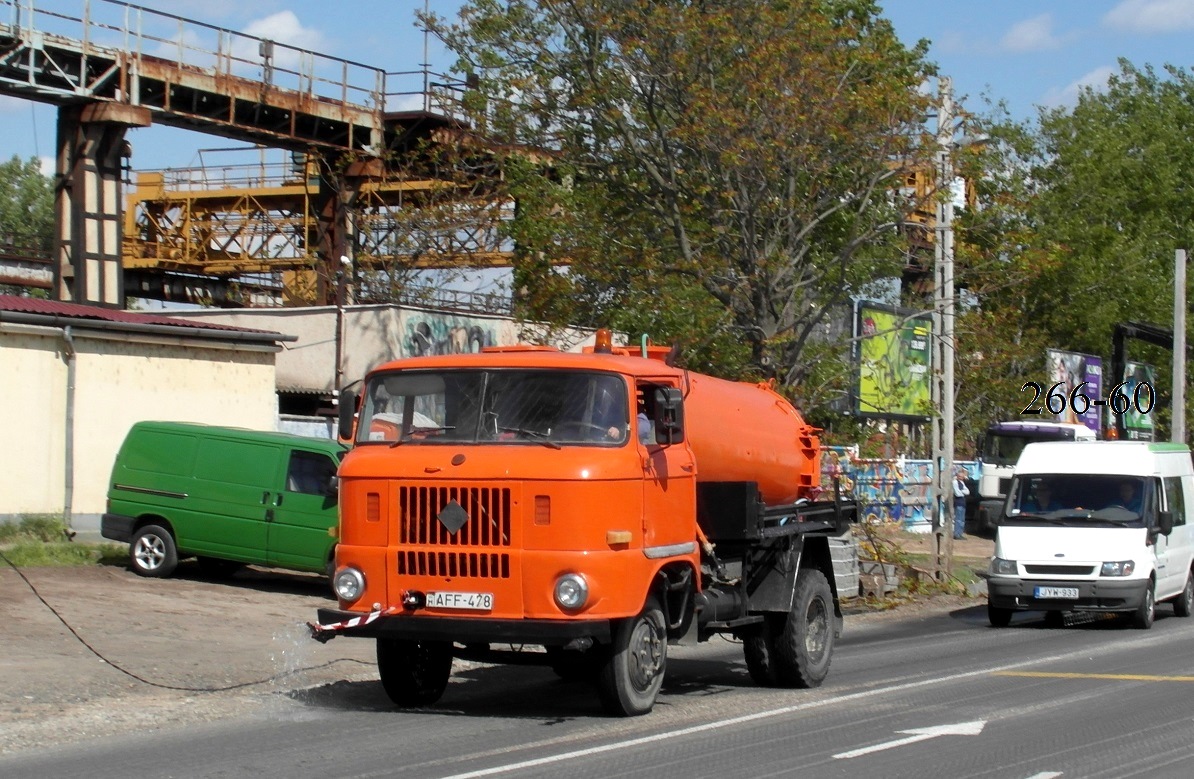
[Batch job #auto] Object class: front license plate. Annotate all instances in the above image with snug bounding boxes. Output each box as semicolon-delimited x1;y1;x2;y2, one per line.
1034;586;1079;600
426;591;494;610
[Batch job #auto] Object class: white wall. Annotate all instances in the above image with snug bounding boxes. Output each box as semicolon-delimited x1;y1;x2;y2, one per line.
1;322;278;521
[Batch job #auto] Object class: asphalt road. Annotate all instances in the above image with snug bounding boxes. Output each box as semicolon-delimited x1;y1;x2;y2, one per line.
4;583;1194;779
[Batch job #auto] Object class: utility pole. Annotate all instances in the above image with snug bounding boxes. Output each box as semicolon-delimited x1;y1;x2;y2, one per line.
931;77;956;580
1175;249;1188;443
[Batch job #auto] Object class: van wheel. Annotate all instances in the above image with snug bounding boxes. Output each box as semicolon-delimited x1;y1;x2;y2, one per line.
1132;582;1155;629
376;639;453;707
1174;570;1194;617
597;595;667;716
988;604;1013;627
130;524;178;578
196;557;241;578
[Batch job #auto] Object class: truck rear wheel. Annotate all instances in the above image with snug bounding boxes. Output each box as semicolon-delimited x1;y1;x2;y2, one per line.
597;595;666;716
775;569;834;688
743;569;834;688
376;638;453;707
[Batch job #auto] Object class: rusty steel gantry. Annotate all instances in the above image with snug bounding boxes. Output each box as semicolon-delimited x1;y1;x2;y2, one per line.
0;0;502;308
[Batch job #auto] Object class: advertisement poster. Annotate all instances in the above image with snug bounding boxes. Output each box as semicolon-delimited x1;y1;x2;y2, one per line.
1121;361;1157;441
1044;348;1102;434
856;302;932;420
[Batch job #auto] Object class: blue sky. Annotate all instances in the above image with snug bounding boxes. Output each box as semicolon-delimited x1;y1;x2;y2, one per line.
1;0;1191;172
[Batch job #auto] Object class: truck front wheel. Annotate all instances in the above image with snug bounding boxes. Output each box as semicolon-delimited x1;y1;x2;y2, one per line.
376;638;453;707
597;595;667;716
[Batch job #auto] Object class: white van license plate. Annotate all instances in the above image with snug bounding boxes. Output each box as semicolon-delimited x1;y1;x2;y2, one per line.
1035;586;1079;599
426;591;493;610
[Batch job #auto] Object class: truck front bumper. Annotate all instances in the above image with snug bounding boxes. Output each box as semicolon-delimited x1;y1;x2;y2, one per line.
987;577;1149;612
313;607;612;646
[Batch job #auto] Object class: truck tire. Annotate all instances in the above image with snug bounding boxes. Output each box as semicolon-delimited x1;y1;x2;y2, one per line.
774;569;834;688
1131;582;1155;629
376;638;453;707
743;620;782;687
130;524;178;578
988;604;1013;627
1173;569;1194;617
743;570;835;688
597;595;666;716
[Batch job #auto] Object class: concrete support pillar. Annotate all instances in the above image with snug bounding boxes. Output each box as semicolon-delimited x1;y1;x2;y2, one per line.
53;103;151;307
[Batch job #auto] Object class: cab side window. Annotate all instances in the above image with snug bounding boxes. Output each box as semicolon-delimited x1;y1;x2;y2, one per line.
1162;476;1187;526
286;451;338;495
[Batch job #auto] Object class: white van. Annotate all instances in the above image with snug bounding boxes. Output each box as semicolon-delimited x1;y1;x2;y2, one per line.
987;441;1194;629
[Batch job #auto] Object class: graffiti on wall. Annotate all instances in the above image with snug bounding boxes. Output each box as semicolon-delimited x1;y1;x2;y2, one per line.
404;315;497;358
822;447;978;529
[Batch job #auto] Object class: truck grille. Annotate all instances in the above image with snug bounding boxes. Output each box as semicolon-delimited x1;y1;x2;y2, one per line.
1024;564;1096;575
395;485;513;579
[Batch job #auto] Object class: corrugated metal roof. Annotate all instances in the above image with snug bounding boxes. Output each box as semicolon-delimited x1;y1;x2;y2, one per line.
0;294;279;335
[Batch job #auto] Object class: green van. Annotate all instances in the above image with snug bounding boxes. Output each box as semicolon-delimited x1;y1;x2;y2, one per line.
102;421;347;580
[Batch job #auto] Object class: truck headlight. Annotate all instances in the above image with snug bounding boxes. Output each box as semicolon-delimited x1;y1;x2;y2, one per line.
554;573;589;611
1101;560;1135;577
991;558;1018;575
334;567;366;602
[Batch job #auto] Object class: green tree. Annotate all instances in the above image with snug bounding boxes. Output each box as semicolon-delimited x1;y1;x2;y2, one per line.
0;154;54;296
1027;61;1194;360
424;0;935;409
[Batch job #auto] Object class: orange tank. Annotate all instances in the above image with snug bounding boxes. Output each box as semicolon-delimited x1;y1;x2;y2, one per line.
681;372;822;506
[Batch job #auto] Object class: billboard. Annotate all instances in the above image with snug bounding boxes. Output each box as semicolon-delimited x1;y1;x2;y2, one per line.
1120;361;1157;441
1043;348;1103;434
855;302;932;420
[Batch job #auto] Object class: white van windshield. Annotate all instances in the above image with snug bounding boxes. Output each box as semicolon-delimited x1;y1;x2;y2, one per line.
1007;474;1151;526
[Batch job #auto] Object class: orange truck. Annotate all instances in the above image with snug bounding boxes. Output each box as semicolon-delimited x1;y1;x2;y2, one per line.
310;331;858;715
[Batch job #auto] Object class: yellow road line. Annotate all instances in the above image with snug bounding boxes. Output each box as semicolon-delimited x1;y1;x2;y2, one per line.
995;671;1194;682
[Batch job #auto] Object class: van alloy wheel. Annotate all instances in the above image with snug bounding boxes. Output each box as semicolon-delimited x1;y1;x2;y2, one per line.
130;524;178;578
1174;570;1194;618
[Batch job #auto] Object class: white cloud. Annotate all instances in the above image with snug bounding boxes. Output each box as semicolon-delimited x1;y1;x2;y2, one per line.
243;11;326;54
1104;0;1194;33
1041;66;1117;108
1000;14;1061;52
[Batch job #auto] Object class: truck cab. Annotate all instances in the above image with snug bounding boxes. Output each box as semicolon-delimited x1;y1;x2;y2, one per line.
975;421;1097;534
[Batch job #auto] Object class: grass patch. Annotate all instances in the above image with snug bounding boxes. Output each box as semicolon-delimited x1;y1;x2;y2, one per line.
0;514;126;568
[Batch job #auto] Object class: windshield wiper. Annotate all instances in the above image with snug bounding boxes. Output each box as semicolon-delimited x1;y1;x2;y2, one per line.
389;426;456;447
497;426;561;449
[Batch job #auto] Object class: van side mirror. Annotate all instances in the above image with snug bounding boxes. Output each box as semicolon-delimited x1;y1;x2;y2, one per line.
653;387;684;445
338;389;358;441
1158;509;1174;536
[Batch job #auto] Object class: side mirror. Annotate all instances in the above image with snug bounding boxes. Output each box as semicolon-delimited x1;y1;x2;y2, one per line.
653;387;684;445
1158;509;1174;536
338;388;358;442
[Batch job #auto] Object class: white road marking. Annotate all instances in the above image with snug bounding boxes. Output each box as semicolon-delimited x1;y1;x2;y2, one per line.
832;720;986;759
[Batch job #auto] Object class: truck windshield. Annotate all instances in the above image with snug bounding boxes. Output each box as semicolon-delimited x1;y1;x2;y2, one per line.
355;369;630;447
982;434;1040;467
1006;474;1151;525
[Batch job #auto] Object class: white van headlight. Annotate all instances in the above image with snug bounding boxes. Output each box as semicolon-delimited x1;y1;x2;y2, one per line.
554;573;589;610
1101;560;1135;577
991;558;1018;575
334;567;366;602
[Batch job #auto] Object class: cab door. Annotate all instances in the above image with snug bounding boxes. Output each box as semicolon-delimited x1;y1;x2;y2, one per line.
266;448;341;572
637;380;697;553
